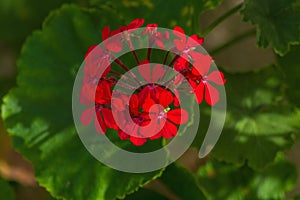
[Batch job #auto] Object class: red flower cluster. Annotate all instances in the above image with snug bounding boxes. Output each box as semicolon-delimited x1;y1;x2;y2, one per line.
80;19;225;146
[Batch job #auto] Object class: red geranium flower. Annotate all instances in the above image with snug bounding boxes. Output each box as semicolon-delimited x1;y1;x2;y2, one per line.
112;93;150;146
80;79;117;134
190;53;226;106
142;89;188;139
143;23;169;49
79;18;226;146
173;26;204;61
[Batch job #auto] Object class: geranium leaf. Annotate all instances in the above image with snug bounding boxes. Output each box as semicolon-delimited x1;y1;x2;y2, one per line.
1;5;164;200
278;45;300;108
0;178;14;200
0;0;86;46
211;66;300;169
160;163;206;200
241;0;300;56
198;155;297;199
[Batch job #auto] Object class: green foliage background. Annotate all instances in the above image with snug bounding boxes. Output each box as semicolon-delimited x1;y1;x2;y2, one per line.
0;0;300;199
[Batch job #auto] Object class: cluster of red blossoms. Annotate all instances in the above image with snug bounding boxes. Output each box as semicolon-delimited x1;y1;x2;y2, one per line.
80;19;226;146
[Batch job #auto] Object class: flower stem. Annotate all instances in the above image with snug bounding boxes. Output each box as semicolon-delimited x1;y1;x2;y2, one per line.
113;58;130;71
201;3;243;37
132;50;140;64
113;57;141;86
210;29;256;54
162;51;170;66
169;55;180;67
147;48;152;61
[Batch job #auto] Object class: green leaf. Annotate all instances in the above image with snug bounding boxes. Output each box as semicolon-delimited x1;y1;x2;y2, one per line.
1;5;163;200
278;45;300;108
241;0;300;56
160;164;206;200
0;78;15;107
125;164;207;200
89;0;224;34
0;0;87;46
0;178;14;200
124;189;168;200
211;66;300;169
198;155;297;200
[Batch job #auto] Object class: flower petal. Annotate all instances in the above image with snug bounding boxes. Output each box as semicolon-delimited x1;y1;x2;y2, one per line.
158;89;173;107
205;82;220;106
167;108;188;124
138;60;151;83
152;64;165;82
161;121;178;138
130;136;147;146
194;82;205;104
94;114;106;134
173;26;185;41
118;130;129;140
80;106;95;126
187;35;204;47
102;108;118;130
207;71;226;85
102;26;110;41
174;39;186;52
190;51;212;76
127;18;144;30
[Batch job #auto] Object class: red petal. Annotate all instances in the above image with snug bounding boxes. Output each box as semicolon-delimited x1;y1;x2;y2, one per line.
187;35;204;47
158;89;173;107
207;71;226;85
174;57;189;72
152;64;165;82
95;80;112;105
130;136;147;146
190;52;212;76
167;108;188;124
138;60;151;83
142;94;157;112
173;90;181;107
161;121;178;138
129;94;139;116
80;83;95;106
195;82;205;104
112;97;125;111
94;114;106;134
80;106;95;126
173;26;185;39
84;44;98;59
150;132;162;140
127;18;145;30
174;39;186;52
102;26;111;41
102;108;118;130
155;39;165;49
104;38;123;52
118;130;129;140
205;82;220;106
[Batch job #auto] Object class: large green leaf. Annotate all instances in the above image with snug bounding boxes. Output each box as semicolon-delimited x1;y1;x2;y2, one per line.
160;163;206;200
211;66;300;170
0;177;14;200
89;0;224;34
241;0;300;56
198;154;297;200
278;45;300;108
124;189;168;200
0;0;87;47
124;164;207;200
1;5;163;200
